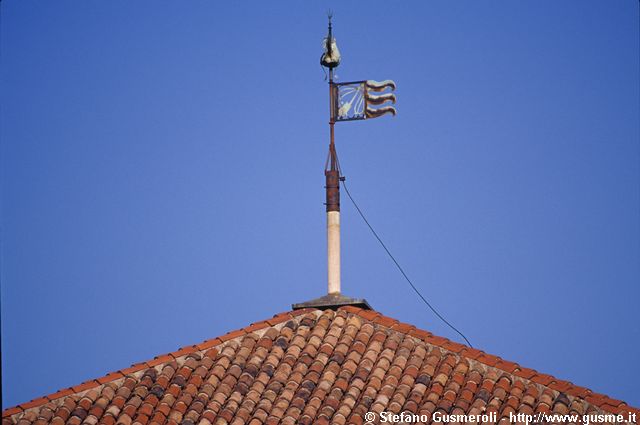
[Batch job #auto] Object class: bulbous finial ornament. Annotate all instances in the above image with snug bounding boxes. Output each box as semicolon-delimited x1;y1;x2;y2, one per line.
321;14;341;69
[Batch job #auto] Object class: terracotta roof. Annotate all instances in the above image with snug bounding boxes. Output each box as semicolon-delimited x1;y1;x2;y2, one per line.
3;306;638;424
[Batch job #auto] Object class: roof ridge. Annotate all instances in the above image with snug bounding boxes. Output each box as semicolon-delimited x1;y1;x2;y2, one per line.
336;305;640;417
2;308;317;418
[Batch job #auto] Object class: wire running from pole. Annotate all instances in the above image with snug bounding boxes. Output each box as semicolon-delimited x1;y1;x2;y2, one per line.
341;179;473;348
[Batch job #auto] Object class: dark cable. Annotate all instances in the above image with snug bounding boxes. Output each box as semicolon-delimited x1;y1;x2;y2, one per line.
341;180;473;348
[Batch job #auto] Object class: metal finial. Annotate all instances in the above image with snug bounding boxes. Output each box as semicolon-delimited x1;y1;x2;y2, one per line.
321;12;341;70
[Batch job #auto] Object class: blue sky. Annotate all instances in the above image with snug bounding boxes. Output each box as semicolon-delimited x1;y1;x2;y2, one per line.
1;1;639;409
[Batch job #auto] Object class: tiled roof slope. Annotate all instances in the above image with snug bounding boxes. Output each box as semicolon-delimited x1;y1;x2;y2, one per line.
3;307;638;425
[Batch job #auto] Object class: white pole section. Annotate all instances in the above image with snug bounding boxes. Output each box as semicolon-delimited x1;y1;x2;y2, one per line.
327;210;341;294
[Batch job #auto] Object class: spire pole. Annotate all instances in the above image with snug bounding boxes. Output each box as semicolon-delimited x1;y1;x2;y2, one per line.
324;14;342;295
294;12;388;311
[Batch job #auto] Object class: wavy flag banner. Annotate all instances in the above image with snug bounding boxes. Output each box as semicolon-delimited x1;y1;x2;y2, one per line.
332;79;397;121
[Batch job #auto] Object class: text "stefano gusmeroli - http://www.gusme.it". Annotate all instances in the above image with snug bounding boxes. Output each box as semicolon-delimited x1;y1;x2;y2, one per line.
364;410;638;424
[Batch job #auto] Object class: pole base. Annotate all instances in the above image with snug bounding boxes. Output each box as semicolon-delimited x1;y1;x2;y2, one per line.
292;293;372;311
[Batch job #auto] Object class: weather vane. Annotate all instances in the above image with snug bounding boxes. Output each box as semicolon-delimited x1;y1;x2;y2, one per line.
321;13;397;297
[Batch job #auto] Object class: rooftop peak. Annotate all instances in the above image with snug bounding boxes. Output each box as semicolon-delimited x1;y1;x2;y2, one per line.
292;293;372;311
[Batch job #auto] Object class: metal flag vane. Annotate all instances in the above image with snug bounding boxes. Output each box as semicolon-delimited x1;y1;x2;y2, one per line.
320;13;397;297
333;80;397;121
321;16;397;122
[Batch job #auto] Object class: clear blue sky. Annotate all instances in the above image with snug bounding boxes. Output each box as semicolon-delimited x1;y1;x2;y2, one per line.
1;1;639;409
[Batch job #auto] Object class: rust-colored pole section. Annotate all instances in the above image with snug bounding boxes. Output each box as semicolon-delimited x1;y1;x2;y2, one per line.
326;67;341;295
326;79;340;213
